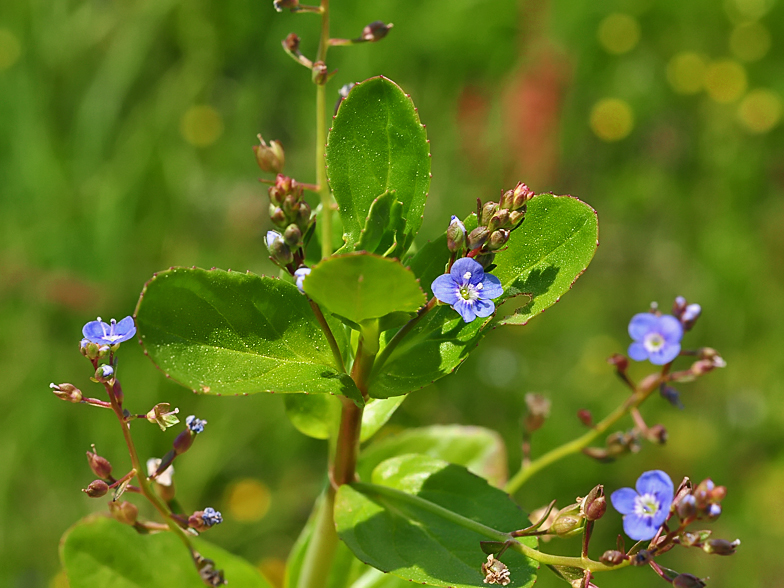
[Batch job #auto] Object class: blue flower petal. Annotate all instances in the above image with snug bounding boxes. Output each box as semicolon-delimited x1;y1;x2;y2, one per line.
473;298;495;318
82;319;108;344
114;316;137;342
450;257;484;284
479;274;503;300
610;487;638;515
648;342;681;365
432;274;460;305
628;313;658;341
628;342;648;361
453;299;477;323
636;470;674;505
658;315;684;344
623;513;660;541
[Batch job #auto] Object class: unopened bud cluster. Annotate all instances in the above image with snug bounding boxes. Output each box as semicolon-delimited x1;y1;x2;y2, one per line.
465;182;534;268
265;174;314;267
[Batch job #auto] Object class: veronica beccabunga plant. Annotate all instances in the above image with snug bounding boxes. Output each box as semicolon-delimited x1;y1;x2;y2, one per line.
53;3;738;588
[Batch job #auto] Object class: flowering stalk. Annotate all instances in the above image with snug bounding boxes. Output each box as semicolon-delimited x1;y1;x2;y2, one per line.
505;367;669;494
315;0;332;260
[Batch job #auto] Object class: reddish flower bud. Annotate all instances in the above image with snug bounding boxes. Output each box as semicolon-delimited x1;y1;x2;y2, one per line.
361;21;393;42
253;134;285;175
50;382;82;403
83;480;109;498
599;550;626;565
86;450;112;479
702;539;740;555
108;500;138;525
581;485;606;521
173;430;195;455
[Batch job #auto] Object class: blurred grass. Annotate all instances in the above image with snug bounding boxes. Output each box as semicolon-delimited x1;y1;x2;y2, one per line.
1;0;782;587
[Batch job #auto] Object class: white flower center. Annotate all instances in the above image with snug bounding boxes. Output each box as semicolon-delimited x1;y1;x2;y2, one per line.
459;283;479;302
644;332;665;352
634;493;660;517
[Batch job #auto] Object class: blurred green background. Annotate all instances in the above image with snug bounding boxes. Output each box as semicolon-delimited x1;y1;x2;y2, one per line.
1;0;782;586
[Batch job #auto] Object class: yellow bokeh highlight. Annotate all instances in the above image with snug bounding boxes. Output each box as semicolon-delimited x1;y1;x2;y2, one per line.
704;60;747;103
49;570;70;588
258;557;286;588
729;0;774;19
666;53;707;95
597;13;641;55
180;105;224;147
590;98;634;142
730;22;771;62
738;89;782;133
226;478;271;522
0;29;22;71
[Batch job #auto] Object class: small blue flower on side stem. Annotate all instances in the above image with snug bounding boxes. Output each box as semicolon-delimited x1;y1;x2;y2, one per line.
186;415;207;434
431;257;503;323
611;470;674;541
628;313;683;365
202;507;223;527
294;267;311;294
82;316;137;345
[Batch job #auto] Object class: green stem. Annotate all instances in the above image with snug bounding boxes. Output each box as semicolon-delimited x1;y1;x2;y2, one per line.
315;0;332;260
308;299;346;373
104;381;194;552
297;489;340;588
353;482;629;574
505;372;667;494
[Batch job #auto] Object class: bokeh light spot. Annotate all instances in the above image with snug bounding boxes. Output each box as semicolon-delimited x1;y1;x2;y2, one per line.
598;13;641;55
730;22;771;62
704;60;747;103
258;557;286;588
727;0;774;19
590;98;634;141
666;53;706;95
226;478;271;522
49;570;69;588
738;89;782;133
0;29;22;71
180;105;224;147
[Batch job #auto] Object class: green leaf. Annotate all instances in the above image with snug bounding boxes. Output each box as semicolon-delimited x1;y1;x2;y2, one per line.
303;253;426;325
355;191;407;258
327;77;430;255
61;515;272;588
358;425;507;487
284;394;404;442
368;194;597;398
335;455;538;588
135;267;361;404
284;393;405;442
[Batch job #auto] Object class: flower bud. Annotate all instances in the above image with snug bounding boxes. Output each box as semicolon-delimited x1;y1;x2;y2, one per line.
511;182;535;209
93;364;115;383
581;485;606;521
508;210;525;227
607;353;628;372
50;382;82;403
173;430;195;455
485;229;510;251
702;539;740;555
361;21;393;42
253;134;285;174
599;550;626;566
706;504;722;520
282;33;300;53
447;216;466;253
312;61;330;85
690;359;716;377
108;500;138;525
282;193;299;217
487;209;510;231
83;480;109;498
480;202;499;226
473;252;495;269
296;202;313;230
467;226;491;250
86;450;112;479
265;230;294;265
673;574;706;588
677;494;697;520
681;303;701;329
550;504;584;537
273;0;299;11
499;189;515;210
269;205;287;227
294;267;311;294
659;385;684;409
283;224;302;248
673;296;687;317
648;424;668;444
523;393;551;433
577;408;593;427
631;550;653;566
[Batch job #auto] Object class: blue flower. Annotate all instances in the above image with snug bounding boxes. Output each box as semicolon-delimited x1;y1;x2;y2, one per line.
431;257;503;323
628;313;683;365
186;415;207;434
294;267;311;294
611;470;674;541
82;316;136;345
202;507;223;527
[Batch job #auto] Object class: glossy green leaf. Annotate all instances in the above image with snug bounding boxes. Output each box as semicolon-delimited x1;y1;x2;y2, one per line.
355;191;407;258
303;253;426;325
327;77;430;254
61;515;272;588
135;267;361;404
358;425;507;487
284;394;404;442
368;194;597;398
335;455;538;588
